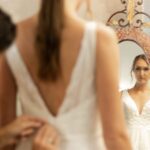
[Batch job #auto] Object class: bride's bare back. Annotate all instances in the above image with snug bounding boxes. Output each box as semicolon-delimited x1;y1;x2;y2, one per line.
16;15;87;116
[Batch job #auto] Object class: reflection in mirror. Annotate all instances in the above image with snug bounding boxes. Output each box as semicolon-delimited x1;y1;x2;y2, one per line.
120;42;150;150
107;1;150;149
119;41;145;90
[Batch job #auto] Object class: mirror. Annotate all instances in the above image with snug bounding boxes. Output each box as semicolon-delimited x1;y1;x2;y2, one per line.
107;1;150;149
119;41;145;90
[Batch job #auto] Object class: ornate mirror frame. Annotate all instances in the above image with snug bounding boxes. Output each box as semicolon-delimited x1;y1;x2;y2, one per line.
107;0;150;61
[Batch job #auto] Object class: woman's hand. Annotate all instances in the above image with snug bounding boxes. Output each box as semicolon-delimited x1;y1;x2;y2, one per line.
0;115;45;147
33;124;60;150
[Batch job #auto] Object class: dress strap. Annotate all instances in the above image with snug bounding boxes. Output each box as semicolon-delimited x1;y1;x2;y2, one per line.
59;22;98;114
5;44;28;87
5;44;38;92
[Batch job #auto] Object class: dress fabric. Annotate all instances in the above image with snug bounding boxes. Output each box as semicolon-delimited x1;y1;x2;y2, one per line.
121;90;150;150
5;22;106;150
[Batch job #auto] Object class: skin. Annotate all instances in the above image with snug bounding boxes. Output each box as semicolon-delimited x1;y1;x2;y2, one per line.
0;0;132;149
33;124;60;150
0;116;45;148
128;58;150;115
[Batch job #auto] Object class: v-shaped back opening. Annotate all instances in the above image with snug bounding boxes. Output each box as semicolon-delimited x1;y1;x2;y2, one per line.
8;22;95;118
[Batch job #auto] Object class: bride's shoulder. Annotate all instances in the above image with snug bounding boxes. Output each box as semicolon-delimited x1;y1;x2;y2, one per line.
94;22;117;40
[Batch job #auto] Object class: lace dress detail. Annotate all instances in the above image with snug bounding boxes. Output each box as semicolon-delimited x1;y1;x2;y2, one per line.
122;90;150;150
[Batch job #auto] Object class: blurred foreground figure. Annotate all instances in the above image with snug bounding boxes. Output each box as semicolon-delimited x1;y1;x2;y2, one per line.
0;0;132;150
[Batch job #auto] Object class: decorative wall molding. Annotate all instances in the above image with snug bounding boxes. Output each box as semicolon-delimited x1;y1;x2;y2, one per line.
107;0;150;61
107;0;150;28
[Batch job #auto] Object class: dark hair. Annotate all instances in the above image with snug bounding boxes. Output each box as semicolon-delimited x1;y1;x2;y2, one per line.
0;9;16;52
35;0;64;81
130;54;149;77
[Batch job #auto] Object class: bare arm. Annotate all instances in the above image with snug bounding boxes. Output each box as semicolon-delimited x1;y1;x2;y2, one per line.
0;55;17;127
0;55;17;149
96;25;131;150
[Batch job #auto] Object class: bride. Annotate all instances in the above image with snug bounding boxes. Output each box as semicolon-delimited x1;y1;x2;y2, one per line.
0;0;131;149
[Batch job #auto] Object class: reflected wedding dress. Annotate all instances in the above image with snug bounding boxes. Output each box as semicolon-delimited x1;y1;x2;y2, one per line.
122;90;150;150
6;22;106;150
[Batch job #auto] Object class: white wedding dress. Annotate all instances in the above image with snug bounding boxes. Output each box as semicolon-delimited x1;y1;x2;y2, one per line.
6;22;106;150
122;90;150;150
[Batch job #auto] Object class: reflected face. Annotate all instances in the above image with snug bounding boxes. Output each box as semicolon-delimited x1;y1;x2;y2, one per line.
133;59;150;84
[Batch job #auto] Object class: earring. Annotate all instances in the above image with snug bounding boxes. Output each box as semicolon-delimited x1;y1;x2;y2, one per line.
76;0;83;11
85;0;94;20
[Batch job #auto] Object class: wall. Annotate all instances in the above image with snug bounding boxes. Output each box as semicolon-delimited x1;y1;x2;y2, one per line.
0;0;123;23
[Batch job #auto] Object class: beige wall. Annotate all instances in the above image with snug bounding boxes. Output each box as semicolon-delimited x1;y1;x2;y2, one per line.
0;0;146;23
0;0;125;23
0;0;40;22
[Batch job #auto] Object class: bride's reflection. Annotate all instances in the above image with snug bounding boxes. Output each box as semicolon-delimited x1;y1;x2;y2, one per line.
119;41;145;90
121;54;150;150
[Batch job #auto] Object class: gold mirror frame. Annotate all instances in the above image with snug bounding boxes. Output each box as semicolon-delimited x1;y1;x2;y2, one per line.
107;0;150;61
